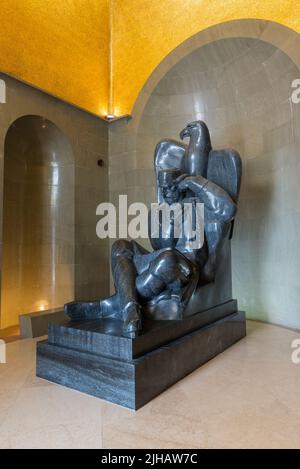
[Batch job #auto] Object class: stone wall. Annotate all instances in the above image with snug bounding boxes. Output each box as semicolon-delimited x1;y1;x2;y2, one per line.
108;21;300;330
0;74;109;328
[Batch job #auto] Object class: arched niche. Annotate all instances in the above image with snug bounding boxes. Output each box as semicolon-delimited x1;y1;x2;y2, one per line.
108;19;300;329
131;19;300;120
1;115;75;328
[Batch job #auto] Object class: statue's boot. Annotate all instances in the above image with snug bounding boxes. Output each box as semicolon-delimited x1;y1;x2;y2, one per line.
64;295;142;335
122;301;142;335
64;294;121;321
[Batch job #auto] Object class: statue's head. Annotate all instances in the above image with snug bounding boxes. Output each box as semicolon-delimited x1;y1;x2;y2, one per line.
179;120;211;146
158;168;182;205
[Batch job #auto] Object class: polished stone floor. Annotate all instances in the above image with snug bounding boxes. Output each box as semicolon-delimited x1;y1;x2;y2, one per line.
0;320;299;449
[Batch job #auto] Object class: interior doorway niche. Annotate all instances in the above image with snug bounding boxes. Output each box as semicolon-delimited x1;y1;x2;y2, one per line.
132;34;300;330
1;115;75;329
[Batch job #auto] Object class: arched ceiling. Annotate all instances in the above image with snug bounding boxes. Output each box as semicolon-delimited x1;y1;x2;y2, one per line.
0;1;300;118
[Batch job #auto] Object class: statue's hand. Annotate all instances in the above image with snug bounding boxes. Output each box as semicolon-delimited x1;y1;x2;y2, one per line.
177;175;196;191
177;174;208;194
174;173;188;185
174;173;191;192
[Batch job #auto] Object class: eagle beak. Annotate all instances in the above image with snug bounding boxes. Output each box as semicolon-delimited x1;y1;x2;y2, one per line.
180;126;190;140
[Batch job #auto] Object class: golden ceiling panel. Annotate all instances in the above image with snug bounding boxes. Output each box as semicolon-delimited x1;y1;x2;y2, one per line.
0;1;300;117
0;0;109;116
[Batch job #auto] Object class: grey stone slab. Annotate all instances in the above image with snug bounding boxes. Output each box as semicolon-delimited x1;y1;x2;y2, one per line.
19;308;67;338
36;311;246;410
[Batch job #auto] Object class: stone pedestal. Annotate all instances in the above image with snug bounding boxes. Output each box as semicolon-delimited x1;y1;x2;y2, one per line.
36;301;246;410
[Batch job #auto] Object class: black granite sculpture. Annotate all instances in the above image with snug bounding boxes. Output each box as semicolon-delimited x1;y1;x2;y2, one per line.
36;121;245;410
64;121;242;333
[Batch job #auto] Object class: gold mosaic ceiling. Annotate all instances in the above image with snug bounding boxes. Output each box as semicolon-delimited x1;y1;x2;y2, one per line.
0;0;299;117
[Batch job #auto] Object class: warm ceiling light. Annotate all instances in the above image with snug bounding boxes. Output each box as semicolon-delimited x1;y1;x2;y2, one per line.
35;300;49;312
106;114;115;120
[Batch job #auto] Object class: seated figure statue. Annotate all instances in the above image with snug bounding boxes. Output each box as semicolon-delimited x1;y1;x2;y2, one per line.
65;121;242;335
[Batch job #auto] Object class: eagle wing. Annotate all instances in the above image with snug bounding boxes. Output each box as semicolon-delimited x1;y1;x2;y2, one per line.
207;148;242;203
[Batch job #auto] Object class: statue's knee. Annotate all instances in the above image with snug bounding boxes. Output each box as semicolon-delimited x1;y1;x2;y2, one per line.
151;251;179;278
136;271;163;300
153;251;192;282
152;251;171;270
111;239;133;258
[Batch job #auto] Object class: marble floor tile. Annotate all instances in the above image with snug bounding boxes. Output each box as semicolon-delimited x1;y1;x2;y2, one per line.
0;321;299;449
